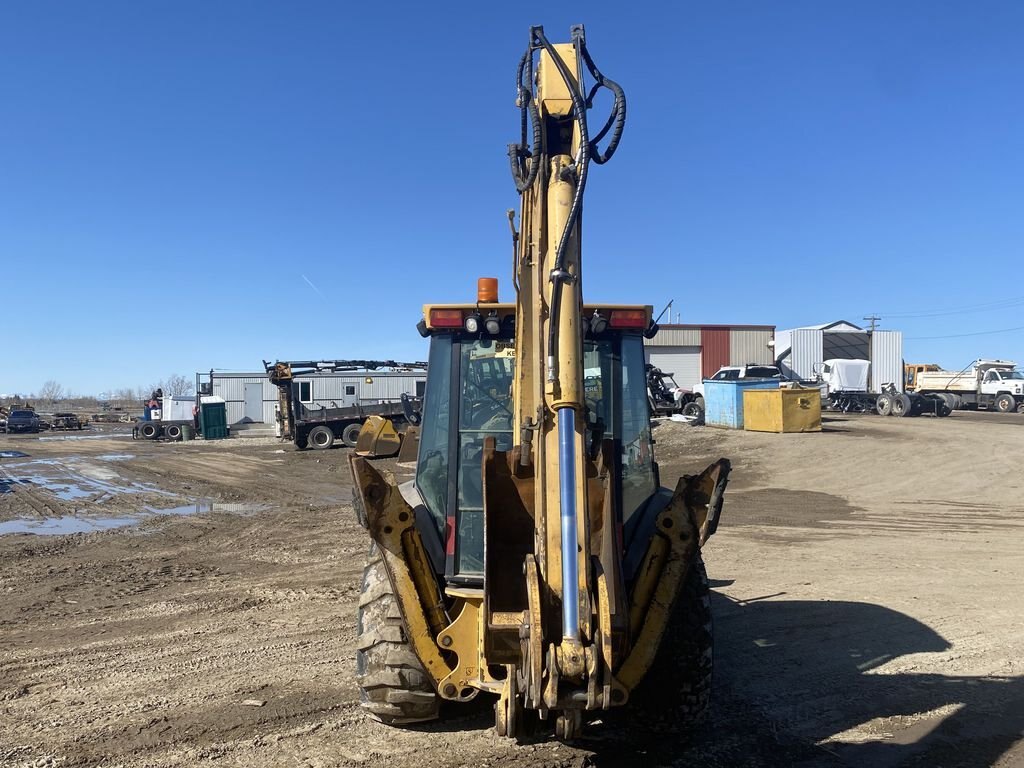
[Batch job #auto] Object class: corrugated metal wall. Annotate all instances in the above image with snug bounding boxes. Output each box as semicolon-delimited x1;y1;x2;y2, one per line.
789;329;824;380
870;331;904;393
701;328;731;378
645;327;701;346
729;329;774;365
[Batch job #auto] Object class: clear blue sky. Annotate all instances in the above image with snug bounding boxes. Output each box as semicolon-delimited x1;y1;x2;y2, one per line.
3;2;1023;395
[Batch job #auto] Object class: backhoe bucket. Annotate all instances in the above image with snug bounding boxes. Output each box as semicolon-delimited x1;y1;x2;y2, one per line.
396;426;420;463
355;415;402;458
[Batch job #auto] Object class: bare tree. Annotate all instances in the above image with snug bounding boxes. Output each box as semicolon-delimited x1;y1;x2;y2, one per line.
37;380;65;403
113;387;136;404
161;374;194;397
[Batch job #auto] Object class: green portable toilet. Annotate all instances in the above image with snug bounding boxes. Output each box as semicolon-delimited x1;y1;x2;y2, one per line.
199;396;229;439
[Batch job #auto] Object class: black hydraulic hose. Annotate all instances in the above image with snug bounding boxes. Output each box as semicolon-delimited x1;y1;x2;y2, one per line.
578;43;626;164
509;48;542;193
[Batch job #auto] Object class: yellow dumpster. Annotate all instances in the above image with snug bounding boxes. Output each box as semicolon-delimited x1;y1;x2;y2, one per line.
742;387;821;433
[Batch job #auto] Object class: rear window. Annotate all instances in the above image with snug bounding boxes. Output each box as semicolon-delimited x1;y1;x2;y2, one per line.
11;410;34;417
747;366;781;378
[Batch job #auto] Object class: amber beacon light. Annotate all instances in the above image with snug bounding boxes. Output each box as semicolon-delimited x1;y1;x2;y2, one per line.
477;277;499;303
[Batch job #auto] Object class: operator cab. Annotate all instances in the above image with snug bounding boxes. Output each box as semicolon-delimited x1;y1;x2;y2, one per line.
415;301;657;586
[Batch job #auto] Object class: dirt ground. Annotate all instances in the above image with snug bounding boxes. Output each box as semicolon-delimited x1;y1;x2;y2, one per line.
1;413;1023;768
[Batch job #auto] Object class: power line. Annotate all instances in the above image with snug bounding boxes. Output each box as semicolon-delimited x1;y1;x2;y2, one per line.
875;295;1024;319
905;324;1024;340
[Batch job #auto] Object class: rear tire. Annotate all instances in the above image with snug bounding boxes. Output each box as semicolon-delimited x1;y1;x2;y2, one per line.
630;553;713;726
165;424;183;440
876;394;892;416
681;401;704;425
356;543;439;724
308;425;335;450
891;393;912;417
342;422;363;449
140;422;160;439
939;393;958;412
996;394;1015;413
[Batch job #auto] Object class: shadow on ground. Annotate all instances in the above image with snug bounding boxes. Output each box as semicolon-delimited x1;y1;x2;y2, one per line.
575;594;1024;767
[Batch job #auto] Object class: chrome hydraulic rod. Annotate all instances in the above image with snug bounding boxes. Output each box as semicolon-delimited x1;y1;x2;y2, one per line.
557;406;580;640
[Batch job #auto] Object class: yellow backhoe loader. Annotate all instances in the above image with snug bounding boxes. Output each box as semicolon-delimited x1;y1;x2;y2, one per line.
350;25;730;739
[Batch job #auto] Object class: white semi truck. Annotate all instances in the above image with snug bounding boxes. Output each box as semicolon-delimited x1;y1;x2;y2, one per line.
912;359;1024;414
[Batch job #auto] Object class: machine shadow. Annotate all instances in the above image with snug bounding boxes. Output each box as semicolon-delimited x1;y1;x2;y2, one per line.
581;594;1024;767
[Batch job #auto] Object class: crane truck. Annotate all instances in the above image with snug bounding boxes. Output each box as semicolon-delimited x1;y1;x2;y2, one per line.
348;26;730;740
265;359;427;451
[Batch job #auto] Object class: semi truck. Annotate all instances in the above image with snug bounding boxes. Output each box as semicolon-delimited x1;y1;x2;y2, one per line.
819;359;950;417
133;390;227;440
911;359;1024;413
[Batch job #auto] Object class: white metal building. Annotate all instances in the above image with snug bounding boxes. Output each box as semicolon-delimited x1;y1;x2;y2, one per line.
643;324;776;390
201;370;427;425
773;321;904;392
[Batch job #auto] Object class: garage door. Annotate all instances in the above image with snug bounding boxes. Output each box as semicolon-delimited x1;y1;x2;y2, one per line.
645;346;702;391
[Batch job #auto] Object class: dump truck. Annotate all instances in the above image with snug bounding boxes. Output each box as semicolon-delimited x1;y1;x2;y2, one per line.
913;359;1024;413
265;360;426;452
904;362;939;391
348;26;730;740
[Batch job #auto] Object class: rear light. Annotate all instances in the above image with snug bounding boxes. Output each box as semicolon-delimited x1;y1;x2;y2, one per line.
609;309;648;328
430;309;463;327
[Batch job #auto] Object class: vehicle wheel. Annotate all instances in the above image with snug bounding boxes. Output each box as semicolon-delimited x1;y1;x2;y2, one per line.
937;402;952;417
342;422;363;449
996;394;1016;413
1017;402;1024;414
891;393;912;417
681;401;705;425
165;424;183;440
309;425;335;450
876;394;892;416
140;422;160;439
939;393;957;412
630;553;713;726
356;543;439;724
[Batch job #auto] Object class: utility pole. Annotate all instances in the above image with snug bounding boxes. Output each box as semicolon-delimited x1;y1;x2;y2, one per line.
863;314;881;392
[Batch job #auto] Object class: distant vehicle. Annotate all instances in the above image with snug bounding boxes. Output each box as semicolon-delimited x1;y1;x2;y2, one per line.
52;412;85;430
818;359;949;417
6;409;41;434
645;364;703;421
692;364;784;405
912;359;1024;413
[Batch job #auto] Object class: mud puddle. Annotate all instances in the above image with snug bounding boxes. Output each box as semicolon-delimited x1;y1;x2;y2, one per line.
38;433;131;442
0;500;271;536
0;456;172;501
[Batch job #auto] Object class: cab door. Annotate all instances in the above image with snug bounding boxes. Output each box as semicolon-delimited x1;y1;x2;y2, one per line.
980;370;1002;395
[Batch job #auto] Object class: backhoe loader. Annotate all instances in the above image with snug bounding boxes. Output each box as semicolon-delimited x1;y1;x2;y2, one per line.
350;25;730;739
